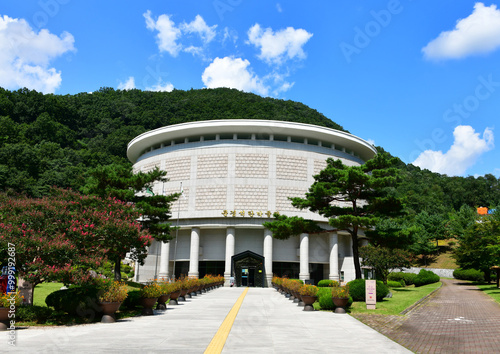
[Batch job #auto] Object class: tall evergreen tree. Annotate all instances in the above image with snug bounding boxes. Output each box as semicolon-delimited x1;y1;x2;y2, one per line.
265;153;403;279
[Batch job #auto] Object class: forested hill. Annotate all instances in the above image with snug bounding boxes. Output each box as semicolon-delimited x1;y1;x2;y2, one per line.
0;86;499;213
0;87;346;196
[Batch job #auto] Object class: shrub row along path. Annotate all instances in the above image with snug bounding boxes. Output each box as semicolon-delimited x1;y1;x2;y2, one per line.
353;278;500;353
4;287;409;353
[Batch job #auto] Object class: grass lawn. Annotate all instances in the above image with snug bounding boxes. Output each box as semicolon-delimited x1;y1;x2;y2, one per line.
348;282;442;316
33;282;64;307
471;283;500;304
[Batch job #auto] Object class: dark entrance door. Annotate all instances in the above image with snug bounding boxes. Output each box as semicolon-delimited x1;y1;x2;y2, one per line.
231;250;264;287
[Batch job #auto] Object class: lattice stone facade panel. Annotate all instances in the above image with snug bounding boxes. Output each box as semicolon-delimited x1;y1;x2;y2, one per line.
141;161;160;173
164;157;191;181
276;156;307;181
197;155;228;179
234;185;268;210
235;154;269;178
314;159;327;176
276;186;308;211
165;187;189;211
195;186;227;210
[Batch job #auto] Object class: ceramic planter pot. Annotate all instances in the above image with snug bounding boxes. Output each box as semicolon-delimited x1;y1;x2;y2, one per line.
99;302;122;323
157;294;170;310
169;290;181;305
0;307;9;331
332;297;349;314
140;297;158;316
301;295;317;311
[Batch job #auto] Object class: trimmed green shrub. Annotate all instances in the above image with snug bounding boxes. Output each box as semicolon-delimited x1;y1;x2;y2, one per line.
45;285;100;316
413;269;440;287
347;279;389;302
16;305;53;323
317;280;339;287
388;272;417;286
387;280;405;288
317;287;352;310
453;268;485;282
289;279;304;284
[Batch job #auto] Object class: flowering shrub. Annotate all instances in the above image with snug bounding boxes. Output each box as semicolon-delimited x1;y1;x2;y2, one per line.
96;280;128;303
0;189;153;294
0;291;23;307
331;285;349;299
140;282;163;298
299;285;318;297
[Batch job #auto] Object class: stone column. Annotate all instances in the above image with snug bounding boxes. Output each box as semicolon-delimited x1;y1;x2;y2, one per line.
299;233;310;281
224;227;235;286
263;229;273;287
188;227;200;278
158;241;170;280
329;232;339;281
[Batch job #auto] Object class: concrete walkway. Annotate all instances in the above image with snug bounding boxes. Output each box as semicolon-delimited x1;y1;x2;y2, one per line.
353;279;500;353
3;287;410;353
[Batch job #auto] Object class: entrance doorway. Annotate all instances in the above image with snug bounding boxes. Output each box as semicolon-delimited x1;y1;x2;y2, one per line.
231;250;264;287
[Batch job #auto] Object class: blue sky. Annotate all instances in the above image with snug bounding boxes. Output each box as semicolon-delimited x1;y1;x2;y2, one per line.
1;1;500;178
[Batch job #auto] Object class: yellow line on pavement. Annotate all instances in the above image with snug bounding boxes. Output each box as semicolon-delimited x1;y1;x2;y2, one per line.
204;287;249;354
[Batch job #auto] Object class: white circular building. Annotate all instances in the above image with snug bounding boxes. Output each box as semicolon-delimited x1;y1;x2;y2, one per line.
128;119;376;286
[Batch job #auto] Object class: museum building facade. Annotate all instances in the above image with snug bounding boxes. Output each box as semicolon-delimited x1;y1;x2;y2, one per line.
127;119;377;286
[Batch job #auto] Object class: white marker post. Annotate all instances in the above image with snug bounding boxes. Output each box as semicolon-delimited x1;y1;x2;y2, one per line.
366;279;376;310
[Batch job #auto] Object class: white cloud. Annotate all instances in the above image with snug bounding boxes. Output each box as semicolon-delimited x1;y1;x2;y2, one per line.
202;56;269;96
146;81;174;92
0;15;75;93
366;139;376;146
222;27;238;45
118;76;136;90
144;10;182;57
247;23;313;65
181;15;217;44
276;3;283;13
422;3;500;60
144;11;218;58
413;125;494;176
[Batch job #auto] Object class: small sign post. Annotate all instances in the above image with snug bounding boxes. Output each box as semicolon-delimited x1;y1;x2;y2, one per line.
366;279;376;310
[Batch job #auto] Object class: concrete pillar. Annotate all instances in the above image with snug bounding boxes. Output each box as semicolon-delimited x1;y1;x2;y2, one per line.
224;227;235;285
188;227;200;278
299;233;310;281
263;229;273;287
158;241;170;280
329;232;339;281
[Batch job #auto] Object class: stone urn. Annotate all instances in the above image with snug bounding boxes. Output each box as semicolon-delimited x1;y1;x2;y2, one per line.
169;290;181;305
301;295;317;311
156;294;170;310
332;297;349;314
0;307;9;331
140;297;158;316
99;302;122;323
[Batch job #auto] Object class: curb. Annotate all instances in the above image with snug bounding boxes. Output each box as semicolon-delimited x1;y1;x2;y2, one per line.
399;281;443;315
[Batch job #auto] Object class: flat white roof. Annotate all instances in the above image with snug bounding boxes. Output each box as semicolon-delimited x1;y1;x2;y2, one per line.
127;119;377;163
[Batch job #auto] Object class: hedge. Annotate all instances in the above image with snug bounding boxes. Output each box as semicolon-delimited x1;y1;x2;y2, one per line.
317;287;353;310
45;285;100;317
347;279;389;302
413;269;440;287
388;272;417;286
453;268;485;282
317;280;339;287
387;280;405;288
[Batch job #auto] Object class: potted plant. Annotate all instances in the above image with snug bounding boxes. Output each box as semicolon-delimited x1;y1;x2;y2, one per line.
168;281;182;305
331;285;350;314
299;285;318;311
156;281;172;310
97;280;128;323
0;291;23;331
140;282;162;315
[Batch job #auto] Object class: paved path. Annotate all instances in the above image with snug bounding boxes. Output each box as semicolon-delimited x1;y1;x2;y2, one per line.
3;287;410;353
353;279;500;353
